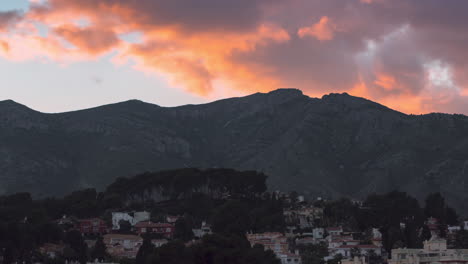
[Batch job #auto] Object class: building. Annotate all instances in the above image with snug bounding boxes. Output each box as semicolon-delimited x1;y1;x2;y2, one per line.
247;232;302;263
76;218;108;235
134;221;175;238
389;236;468;264
111;211;150;230
103;234;143;259
39;243;66;259
372;228;383;247
278;252;303;264
247;232;289;255
151;239;168;248
327;227;344;237
284;207;323;229
331;245;382;259
166;215;180;224
314;228;325;239
192;221;212;239
340;256;367;264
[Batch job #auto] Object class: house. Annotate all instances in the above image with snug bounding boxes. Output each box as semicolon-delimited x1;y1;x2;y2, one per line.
296;237;316;246
247;232;302;263
425;217;439;236
111;211;150;230
246;232;289;256
103;234;143;259
327;227;344;237
284;206;323;229
329;238;360;249
39;243;66;259
134;221;175;238
192;221;212;239
76;218;108;235
331;244;382;259
372;228;383;247
340;256;367;264
151;239;168;248
389;236;468;264
278;252;303;264
166;215;180;224
313;228;325;239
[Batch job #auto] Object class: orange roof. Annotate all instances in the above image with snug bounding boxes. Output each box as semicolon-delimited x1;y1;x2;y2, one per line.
135;221;173;228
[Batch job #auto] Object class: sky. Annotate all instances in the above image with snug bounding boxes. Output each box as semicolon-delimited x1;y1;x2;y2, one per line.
0;0;467;114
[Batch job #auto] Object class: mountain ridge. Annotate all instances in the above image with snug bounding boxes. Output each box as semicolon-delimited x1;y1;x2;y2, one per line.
2;89;468;212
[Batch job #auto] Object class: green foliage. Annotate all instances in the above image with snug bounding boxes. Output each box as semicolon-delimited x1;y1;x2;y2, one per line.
90;236;109;262
454;229;468;249
136;236;155;264
105;168;268;203
64;230;88;264
424;193;459;226
212;200;251;235
323;198;359;228
174;217;195;242
298;243;328;264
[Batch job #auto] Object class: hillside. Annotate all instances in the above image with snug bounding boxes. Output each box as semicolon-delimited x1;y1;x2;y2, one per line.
2;89;468;211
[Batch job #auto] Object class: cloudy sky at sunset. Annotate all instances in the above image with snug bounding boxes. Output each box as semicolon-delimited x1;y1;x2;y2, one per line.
0;0;467;114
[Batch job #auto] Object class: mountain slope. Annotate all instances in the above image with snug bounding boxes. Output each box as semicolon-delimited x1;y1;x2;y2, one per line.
1;89;468;212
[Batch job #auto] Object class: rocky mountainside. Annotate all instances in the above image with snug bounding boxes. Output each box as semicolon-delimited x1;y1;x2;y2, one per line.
2;89;468;211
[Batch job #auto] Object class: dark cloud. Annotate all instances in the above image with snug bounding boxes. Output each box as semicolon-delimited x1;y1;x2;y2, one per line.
0;11;22;31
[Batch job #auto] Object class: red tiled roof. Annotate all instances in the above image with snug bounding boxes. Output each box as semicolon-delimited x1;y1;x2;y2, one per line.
337;245;379;249
135;221;173;228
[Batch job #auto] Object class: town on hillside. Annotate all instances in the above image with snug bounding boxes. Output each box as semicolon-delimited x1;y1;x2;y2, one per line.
1;169;468;264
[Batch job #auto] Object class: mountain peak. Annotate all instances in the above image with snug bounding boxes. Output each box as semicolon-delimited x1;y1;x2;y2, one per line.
268;88;304;97
321;92;394;112
0;99;33;112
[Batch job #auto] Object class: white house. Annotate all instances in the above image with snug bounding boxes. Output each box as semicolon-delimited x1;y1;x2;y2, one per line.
389;236;468;264
111;211;150;230
192;221;212;238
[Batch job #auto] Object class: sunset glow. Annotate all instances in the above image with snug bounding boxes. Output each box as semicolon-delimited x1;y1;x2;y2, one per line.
1;0;467;114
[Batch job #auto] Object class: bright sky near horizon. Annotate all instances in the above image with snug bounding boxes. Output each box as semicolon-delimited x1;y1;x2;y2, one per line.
0;0;209;113
1;0;468;114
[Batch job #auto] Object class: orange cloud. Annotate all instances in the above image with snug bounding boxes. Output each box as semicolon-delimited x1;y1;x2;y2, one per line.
374;73;397;91
1;0;468;115
298;16;338;41
53;24;120;55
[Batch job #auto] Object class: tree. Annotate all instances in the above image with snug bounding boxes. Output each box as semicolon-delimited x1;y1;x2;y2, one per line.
174;217;194;242
351;247;361;258
91;236;109;262
136;236;155;264
454;229;468;249
298;243;328;264
64;230;88;264
421;225;432;242
212;201;250;235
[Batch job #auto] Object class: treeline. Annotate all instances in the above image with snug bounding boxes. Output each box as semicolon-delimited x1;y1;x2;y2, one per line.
0;168;283;264
135;234;280;264
107;168;268;204
320;191;464;254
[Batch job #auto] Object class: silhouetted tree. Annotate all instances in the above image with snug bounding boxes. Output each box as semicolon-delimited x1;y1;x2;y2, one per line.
136;236;155;264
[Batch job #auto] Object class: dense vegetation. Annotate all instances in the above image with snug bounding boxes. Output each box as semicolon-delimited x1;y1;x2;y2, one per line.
321;191;461;255
1;168;468;264
0;169;283;264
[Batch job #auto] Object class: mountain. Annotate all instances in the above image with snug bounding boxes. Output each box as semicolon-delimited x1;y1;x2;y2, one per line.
2;89;468;212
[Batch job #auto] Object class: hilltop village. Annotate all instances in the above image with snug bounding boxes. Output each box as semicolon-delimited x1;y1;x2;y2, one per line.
1;169;468;264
